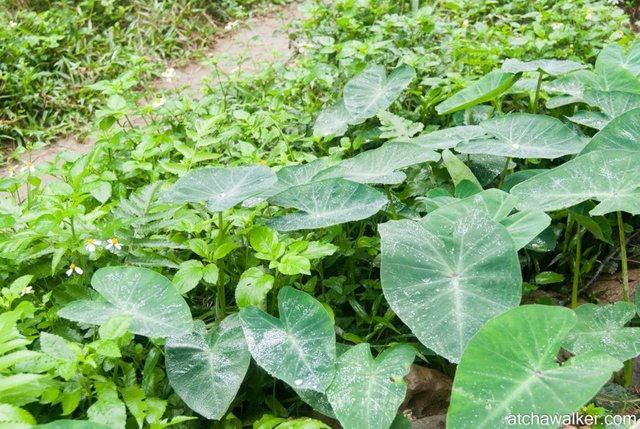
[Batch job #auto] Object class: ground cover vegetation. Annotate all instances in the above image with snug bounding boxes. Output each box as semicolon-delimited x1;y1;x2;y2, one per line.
1;0;640;428
0;0;285;152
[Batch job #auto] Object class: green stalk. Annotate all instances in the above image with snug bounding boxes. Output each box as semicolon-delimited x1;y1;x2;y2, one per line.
385;186;398;220
497;157;511;189
571;226;582;308
216;212;226;321
616;211;632;387
617;211;630;302
532;71;544;114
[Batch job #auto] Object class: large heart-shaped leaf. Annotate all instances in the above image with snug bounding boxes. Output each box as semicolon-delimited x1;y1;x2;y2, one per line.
510;149;640;216
435;70;515;115
326;343;414;429
456;113;586;159
501;58;587;75
581;108;640;153
582;90;640;119
596;42;640;77
567;110;609;130
313;101;363;138
398;126;487;150
314;143;439;184
380;208;522;362
58;267;192;338
563;302;640;362
447;305;622;429
163;166;277;212
240;287;335;391
343;64;416;121
267;179;387;231
165;315;250;420
423;189;550;250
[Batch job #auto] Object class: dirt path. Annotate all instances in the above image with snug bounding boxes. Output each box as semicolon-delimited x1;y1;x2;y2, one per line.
8;1;305;171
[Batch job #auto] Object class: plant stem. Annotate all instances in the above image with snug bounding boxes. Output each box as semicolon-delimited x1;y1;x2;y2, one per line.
497;157;511;189
385;186;398;220
532;71;544;114
617;211;629;302
216;211;226;321
571;226;582;308
616;211;632;387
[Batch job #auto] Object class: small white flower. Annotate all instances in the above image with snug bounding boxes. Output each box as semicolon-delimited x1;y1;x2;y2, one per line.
551;22;564;30
7;165;17;177
160;67;175;81
461;19;469;28
9;21;17;28
224;20;239;31
151;98;166;109
66;263;83;277
20;161;35;173
613;29;624;40
585;10;594;21
20;286;33;296
85;238;102;252
106;237;123;251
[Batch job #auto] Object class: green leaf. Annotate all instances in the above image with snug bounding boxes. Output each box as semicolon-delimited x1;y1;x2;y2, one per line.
202;264;219;285
596;42;640;76
534;271;565;285
380;207;521;362
87;181;112;204
563;302;640;362
58;267;193;338
163;166;277;212
510;149;640;216
581;108;640;153
457;113;586;159
326;343;414;429
582;90;640;119
278;254;311;275
39;333;78;363
499;210;552;250
377;111;424;139
447;305;622;429
315;143;439;185
436;70;515;115
567;110;609;130
35;421;111;429
165;316;251;420
87;397;126;429
313;101;362;138
235;267;274;309
250;226;279;255
99;315;132;340
240;287;335;391
501;58;587;75
343;64;416;121
441;149;482;191
267;179;387;232
402;125;487;150
0;404;36;426
173;260;204;294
